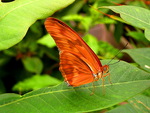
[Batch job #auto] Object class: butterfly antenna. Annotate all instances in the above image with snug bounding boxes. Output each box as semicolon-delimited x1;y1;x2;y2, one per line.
107;43;128;65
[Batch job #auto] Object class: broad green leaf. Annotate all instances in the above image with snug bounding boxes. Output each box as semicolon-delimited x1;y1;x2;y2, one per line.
37;34;56;48
107;95;150;113
22;57;43;74
123;48;150;72
13;74;61;92
103;6;150;41
0;61;149;113
0;0;74;50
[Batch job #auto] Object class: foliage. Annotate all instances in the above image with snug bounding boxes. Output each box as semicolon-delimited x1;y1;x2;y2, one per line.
12;74;62;92
0;0;150;113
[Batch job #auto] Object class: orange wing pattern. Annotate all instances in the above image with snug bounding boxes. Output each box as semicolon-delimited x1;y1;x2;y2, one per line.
60;52;95;86
45;17;107;87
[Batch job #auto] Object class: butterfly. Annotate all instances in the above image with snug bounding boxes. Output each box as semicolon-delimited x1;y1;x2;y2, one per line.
44;17;110;87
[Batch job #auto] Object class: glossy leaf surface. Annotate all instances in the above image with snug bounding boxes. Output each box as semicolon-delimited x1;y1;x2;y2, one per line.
0;0;74;50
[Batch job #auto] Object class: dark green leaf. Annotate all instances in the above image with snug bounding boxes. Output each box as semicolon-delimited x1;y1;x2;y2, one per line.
127;31;146;41
114;22;123;42
0;80;5;94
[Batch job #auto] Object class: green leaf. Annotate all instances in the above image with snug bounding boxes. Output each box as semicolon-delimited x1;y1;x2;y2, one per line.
98;41;123;59
62;14;83;21
0;80;5;94
59;0;84;16
3;48;17;57
0;60;149;113
128;95;150;113
62;15;92;31
123;48;150;72
0;54;11;66
83;34;99;54
37;34;56;48
13;74;62;92
114;22;123;42
41;46;59;61
107;95;150;113
0;0;74;50
0;94;21;106
143;88;150;96
145;29;150;40
127;31;146;41
22;57;43;74
97;17;116;24
103;6;150;41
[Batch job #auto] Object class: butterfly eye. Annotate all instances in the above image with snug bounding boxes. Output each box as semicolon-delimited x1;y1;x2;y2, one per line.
103;67;107;71
103;65;109;73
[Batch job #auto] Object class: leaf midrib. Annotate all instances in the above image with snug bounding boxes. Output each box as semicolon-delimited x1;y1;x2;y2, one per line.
0;0;37;20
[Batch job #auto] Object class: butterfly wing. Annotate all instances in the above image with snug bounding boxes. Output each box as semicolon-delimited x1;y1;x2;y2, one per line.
60;52;95;86
45;17;103;86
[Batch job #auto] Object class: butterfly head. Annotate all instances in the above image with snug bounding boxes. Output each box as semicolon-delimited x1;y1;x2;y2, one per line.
93;65;109;81
102;65;109;74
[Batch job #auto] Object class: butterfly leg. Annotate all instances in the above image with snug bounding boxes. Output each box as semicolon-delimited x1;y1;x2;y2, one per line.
108;73;112;84
90;82;96;96
102;73;110;77
102;77;105;95
103;73;112;84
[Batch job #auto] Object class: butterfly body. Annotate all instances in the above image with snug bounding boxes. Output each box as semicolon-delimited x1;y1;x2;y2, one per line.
45;17;109;87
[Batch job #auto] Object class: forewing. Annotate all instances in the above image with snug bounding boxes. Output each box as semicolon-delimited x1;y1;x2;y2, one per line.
44;17;102;73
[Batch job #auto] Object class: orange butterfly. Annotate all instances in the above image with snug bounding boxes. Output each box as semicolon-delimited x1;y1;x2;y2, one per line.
44;17;109;87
